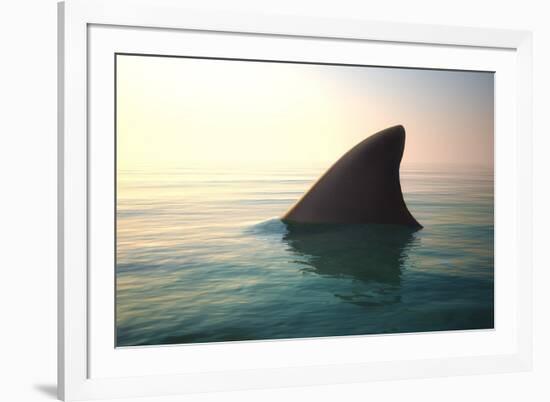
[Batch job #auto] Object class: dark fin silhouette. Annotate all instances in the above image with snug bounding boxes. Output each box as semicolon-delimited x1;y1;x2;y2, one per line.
282;125;422;228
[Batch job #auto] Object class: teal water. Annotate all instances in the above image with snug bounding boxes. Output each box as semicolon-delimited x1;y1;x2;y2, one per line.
116;165;494;347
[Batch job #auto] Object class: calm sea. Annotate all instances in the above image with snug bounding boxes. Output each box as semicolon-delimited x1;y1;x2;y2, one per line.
116;164;494;346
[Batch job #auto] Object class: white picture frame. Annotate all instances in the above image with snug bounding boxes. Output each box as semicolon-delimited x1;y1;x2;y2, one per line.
58;0;533;400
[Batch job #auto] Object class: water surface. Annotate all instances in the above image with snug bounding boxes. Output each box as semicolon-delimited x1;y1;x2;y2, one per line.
116;165;493;346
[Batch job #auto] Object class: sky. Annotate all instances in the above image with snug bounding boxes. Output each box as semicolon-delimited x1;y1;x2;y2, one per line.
116;54;494;170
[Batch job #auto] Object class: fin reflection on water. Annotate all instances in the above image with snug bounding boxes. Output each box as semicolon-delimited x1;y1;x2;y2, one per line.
283;223;418;285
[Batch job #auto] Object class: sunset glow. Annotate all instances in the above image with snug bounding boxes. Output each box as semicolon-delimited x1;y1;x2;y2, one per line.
116;55;494;170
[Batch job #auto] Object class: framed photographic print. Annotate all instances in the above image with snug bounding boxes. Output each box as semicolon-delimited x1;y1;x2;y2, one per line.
58;0;533;400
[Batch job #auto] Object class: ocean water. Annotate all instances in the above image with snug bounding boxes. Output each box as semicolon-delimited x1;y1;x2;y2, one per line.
116;165;494;347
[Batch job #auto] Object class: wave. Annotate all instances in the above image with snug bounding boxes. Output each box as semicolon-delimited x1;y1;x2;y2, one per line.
245;218;288;236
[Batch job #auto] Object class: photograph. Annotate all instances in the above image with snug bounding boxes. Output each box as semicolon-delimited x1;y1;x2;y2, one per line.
115;54;494;347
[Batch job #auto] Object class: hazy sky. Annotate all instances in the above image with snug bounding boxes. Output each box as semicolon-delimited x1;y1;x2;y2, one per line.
117;55;493;170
